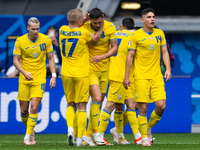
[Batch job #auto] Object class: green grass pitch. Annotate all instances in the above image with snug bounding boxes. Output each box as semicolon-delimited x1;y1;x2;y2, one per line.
0;133;200;150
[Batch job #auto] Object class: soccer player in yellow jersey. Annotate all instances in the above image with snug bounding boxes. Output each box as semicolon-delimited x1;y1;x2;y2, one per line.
94;18;142;146
82;8;118;146
13;17;56;145
110;25;143;145
59;9;103;146
124;8;171;146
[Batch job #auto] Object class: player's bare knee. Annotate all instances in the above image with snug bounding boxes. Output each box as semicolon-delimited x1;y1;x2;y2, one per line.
92;96;102;103
104;102;116;112
21;110;29;116
160;104;166;113
30;106;39;114
138;103;148;114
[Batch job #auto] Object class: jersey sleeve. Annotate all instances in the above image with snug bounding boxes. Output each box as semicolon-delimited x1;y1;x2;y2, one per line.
84;30;92;43
160;30;167;47
46;36;53;54
13;38;21;56
109;23;117;41
127;33;137;51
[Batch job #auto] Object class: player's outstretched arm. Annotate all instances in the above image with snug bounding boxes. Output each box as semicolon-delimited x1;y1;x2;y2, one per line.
47;52;56;89
161;45;171;82
13;55;33;80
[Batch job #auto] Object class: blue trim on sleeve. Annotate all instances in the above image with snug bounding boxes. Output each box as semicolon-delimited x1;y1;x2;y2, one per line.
127;48;136;51
161;44;167;47
13;54;21;57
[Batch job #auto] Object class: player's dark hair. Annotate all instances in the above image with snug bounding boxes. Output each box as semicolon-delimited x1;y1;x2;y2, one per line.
48;26;57;31
122;18;134;29
141;8;155;16
88;8;103;19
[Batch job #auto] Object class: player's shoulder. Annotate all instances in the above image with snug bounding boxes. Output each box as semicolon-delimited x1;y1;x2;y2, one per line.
115;30;131;36
114;30;121;35
154;28;164;33
136;28;143;33
80;26;89;32
104;20;115;28
78;27;90;36
59;25;69;31
124;30;132;35
83;21;91;28
130;28;142;36
17;34;28;41
39;33;50;40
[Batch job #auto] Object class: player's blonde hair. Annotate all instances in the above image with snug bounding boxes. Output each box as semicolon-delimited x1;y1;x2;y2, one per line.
67;9;82;25
28;17;40;26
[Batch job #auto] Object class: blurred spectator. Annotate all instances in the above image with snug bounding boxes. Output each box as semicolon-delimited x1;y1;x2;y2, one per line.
0;61;18;77
46;26;61;77
6;65;19;77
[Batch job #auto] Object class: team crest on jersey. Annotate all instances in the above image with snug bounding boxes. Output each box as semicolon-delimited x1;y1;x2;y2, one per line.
128;40;131;46
32;45;37;49
118;95;122;100
150;44;154;50
33;53;38;58
148;37;154;41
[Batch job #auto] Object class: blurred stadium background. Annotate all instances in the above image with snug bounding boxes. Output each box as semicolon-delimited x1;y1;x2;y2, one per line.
0;0;200;134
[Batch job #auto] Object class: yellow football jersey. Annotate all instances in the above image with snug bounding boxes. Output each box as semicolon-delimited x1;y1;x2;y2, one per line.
128;28;166;79
109;30;132;82
13;33;53;84
83;20;116;71
59;25;92;77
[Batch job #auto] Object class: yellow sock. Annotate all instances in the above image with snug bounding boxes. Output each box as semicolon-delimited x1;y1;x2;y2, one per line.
98;109;111;133
114;111;123;134
147;110;161;129
86;114;93;137
138;114;147;138
83;129;86;137
26;113;38;135
77;110;87;138
90;102;101;134
66;106;75;128
73;108;79;137
21;113;29;127
123;110;128;127
126;109;140;135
